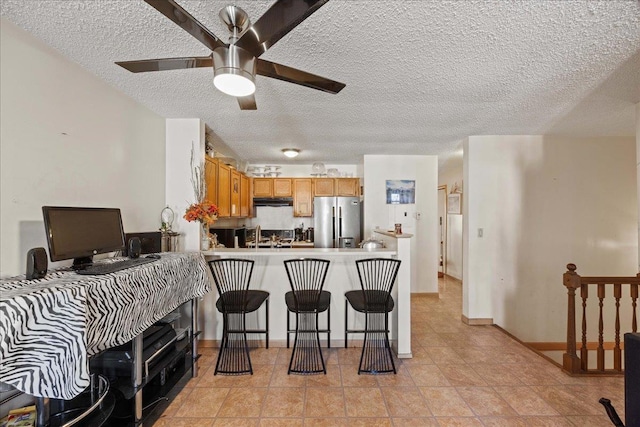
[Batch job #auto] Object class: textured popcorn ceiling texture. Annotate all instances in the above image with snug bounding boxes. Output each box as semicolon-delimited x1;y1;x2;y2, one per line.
1;1;639;165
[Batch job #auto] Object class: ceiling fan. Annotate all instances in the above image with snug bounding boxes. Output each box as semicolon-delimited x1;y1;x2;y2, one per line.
116;0;346;110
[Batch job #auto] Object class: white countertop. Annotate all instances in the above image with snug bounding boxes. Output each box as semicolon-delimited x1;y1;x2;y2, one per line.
374;230;413;238
202;247;397;256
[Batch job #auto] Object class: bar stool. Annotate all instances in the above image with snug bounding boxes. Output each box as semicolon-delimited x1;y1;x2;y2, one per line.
284;258;331;375
344;258;401;374
208;258;269;375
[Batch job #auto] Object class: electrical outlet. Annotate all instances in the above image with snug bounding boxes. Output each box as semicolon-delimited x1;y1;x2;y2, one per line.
478;228;483;238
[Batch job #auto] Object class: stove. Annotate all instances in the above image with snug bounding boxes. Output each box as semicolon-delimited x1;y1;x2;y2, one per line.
246;229;294;248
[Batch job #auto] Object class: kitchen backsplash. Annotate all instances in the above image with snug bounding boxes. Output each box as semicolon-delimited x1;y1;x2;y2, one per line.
248;206;312;230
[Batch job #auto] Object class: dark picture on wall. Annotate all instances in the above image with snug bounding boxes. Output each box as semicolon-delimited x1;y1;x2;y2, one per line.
386;180;415;204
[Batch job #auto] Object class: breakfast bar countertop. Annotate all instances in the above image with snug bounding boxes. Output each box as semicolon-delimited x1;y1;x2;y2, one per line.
201;247;397;256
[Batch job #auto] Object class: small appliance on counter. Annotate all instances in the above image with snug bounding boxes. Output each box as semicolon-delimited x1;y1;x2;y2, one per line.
209;227;247;248
304;227;314;243
294;224;304;242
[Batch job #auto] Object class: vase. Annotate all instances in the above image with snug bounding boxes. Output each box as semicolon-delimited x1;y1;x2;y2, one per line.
201;222;210;251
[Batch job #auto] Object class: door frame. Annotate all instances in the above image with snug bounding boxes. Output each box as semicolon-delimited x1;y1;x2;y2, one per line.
438;185;447;277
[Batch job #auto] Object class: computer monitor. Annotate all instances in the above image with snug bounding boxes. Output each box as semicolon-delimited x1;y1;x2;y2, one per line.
42;206;125;269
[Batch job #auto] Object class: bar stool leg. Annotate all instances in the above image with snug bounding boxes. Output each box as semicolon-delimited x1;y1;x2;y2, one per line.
344;298;348;348
266;296;270;349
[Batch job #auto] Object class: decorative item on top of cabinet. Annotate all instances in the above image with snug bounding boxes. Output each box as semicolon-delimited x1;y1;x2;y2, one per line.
217;162;231;217
313;178;335;196
293;178;313;217
240;174;251;217
273;178;292;197
335;178;360;196
231;169;241;217
204;156;218;206
253;178;273;197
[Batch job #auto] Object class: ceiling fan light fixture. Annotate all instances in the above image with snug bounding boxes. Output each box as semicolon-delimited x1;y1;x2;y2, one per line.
212;45;256;97
282;148;300;158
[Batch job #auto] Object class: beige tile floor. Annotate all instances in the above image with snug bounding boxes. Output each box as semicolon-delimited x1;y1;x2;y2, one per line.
154;276;624;426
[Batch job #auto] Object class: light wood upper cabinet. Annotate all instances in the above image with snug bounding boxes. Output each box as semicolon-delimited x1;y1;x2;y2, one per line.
230;170;241;217
217;162;231;217
313;178;335;196
273;178;293;197
240;174;250;218
335;178;360;196
253;178;273;197
293;178;313;217
204;156;218;205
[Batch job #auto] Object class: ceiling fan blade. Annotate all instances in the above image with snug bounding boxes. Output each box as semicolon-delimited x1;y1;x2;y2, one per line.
144;0;226;52
235;0;329;57
257;59;345;94
237;95;257;110
116;56;213;73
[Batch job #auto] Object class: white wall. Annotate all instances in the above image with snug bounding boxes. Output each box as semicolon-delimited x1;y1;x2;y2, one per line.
439;156;464;280
464;135;637;341
363;155;439;293
637;103;640;270
165;119;205;251
0;19;166;277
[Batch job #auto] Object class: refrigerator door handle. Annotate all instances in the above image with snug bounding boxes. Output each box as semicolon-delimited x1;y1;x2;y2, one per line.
332;206;336;240
339;206;343;237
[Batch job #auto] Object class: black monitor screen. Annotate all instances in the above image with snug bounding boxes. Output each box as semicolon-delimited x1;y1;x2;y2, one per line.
42;206;125;265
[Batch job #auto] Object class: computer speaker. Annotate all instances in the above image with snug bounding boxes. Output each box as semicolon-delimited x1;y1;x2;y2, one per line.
128;237;141;259
26;247;47;280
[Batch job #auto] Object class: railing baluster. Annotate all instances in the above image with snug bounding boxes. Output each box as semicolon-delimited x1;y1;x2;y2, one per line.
581;283;588;371
563;264;639;375
614;283;621;372
632;282;638;333
597;283;605;372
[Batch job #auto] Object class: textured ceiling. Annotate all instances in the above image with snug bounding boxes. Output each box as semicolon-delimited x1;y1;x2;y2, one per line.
1;1;639;166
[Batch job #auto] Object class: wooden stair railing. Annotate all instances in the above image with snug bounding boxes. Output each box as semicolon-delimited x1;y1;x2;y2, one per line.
563;263;639;375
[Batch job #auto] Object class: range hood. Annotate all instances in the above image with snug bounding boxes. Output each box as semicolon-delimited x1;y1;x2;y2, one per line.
253;197;293;207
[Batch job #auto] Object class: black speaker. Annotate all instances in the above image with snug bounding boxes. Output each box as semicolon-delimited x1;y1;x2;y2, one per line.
128;237;141;259
124;232;162;256
26;247;47;280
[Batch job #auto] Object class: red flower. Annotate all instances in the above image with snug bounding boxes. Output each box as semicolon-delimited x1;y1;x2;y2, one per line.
183;200;219;224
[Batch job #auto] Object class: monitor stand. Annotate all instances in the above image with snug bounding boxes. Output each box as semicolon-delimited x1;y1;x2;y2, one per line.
72;256;93;270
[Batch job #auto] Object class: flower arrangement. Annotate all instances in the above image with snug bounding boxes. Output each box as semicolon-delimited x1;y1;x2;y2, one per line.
183;143;218;225
184;200;218;224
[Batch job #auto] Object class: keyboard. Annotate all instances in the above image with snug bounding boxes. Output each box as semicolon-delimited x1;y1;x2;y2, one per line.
76;257;158;275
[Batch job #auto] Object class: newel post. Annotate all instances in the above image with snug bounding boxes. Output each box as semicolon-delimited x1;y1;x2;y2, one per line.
563;263;582;374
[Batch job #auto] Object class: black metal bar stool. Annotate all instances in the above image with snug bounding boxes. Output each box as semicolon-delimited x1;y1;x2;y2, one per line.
344;258;401;374
208;258;269;375
284;258;331;375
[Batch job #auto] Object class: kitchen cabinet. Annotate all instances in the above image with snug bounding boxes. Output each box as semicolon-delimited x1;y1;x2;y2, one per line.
217;162;231;217
231;170;241;217
204;156;218;205
273;178;293;197
293;178;313;217
335;178;360;196
252;178;292;197
313;178;335;196
240;174;250;217
253;178;273;197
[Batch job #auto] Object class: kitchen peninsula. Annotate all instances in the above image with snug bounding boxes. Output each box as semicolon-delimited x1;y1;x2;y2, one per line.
201;230;413;358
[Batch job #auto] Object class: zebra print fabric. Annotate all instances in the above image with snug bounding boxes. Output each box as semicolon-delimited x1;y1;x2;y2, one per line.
0;252;210;400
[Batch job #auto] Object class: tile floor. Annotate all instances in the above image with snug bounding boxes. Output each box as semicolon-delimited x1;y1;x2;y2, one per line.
154;276;624;426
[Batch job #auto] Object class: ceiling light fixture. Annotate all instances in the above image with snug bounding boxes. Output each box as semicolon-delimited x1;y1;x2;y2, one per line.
282;149;300;158
212;45;256;97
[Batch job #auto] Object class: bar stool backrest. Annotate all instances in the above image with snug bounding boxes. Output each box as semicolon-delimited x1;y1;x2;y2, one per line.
208;258;255;312
355;258;401;312
284;258;330;311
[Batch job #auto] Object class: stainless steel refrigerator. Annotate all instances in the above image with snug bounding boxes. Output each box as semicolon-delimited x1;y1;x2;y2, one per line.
313;197;361;248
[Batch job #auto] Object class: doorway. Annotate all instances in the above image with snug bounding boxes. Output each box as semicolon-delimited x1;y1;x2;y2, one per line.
437;185;447;278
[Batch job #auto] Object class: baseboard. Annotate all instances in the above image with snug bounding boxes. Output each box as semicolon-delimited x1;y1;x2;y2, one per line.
412;292;439;297
526;341;625;351
461;315;493;325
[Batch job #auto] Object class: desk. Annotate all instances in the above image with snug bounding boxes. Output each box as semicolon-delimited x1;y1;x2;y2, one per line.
0;252;211;401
